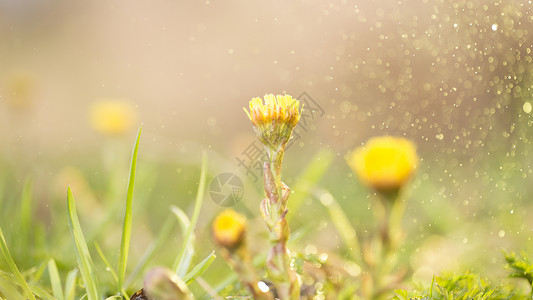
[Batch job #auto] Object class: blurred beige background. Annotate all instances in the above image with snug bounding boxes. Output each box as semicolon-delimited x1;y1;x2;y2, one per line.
1;0;531;167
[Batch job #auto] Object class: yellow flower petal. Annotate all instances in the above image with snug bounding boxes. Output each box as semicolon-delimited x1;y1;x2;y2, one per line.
348;136;418;193
243;94;301;150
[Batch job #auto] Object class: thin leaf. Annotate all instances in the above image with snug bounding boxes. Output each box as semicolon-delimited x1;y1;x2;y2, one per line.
47;259;64;300
64;269;78;300
118;124;143;294
33;260;48;281
170;206;194;278
66;187;100;300
95;242;118;284
315;188;362;265
172;152;208;276
183;251;216;285
28;284;55;300
0;227;36;300
287;148;334;220
18;177;33;252
0;275;25;300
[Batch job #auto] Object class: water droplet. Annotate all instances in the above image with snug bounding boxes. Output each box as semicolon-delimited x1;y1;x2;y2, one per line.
257;281;270;293
523;102;532;114
320;193;334;206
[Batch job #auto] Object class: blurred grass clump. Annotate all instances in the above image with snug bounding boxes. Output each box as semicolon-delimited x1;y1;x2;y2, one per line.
0;92;532;300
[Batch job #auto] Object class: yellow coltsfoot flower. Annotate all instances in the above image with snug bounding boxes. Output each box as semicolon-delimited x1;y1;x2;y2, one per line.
89;99;137;136
348;136;418;194
212;209;247;250
244;94;301;150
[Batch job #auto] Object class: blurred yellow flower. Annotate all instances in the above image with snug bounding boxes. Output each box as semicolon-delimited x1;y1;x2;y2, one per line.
244;94;301;150
348;136;418;193
89;100;137;135
212;209;247;250
5;72;34;110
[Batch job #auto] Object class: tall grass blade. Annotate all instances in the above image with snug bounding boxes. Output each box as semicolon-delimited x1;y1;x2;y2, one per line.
18;177;33;252
28;284;54;300
183;251;216;285
64;269;78;300
118;124;143;294
95;242;118;284
287;148;334;220
47;259;64;300
0;227;36;300
172;152;207;276
0;276;25;300
34;261;48;281
315;188;362;265
66;186;99;300
170;206;193;277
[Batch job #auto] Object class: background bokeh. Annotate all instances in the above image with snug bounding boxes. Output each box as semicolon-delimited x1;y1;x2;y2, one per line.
1;0;532;296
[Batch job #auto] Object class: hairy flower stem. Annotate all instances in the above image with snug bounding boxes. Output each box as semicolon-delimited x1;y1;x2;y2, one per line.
369;191;407;299
260;146;300;300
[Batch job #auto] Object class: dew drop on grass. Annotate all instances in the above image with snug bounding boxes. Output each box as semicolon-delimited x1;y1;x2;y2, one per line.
305;244;317;255
523;102;532;114
318;253;328;263
344;261;361;277
320;193;333;206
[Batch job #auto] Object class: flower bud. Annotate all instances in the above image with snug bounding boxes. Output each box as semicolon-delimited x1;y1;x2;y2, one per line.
212;209;247;250
143;267;192;300
244;94;301;150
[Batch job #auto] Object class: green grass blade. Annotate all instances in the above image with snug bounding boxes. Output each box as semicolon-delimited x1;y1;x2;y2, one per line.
66;187;100;300
118;124;143;294
126;215;176;286
183;251;216;285
28;284;55;300
170;205;194;277
172;152;208;276
64;269;78;300
95;242;118;284
0;227;36;300
315;188;362;265
0;173;5;214
287;148;334;220
18;177;33;252
47;259;64;300
34;258;48;281
0;276;25;300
